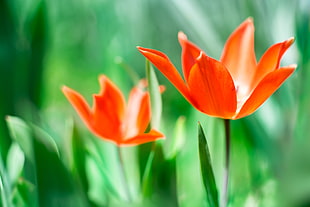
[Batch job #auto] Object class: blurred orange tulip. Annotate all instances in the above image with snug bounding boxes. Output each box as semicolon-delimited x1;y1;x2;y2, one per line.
138;18;296;119
62;75;164;146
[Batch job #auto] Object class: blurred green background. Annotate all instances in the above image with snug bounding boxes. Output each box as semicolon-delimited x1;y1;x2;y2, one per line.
1;0;310;206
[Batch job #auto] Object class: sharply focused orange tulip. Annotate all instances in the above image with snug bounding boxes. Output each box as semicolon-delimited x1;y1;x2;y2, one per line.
62;75;164;146
137;18;296;119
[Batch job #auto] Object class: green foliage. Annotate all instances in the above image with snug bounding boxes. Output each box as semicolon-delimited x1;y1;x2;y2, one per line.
146;60;162;129
0;155;13;207
5;116;90;207
0;0;309;206
198;123;219;207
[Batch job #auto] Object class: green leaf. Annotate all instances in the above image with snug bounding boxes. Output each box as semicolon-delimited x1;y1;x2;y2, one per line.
69;120;89;192
7;142;25;184
86;137;124;202
146;60;162;129
65;120;98;207
33;126;89;207
12;178;36;207
198;122;219;207
294;2;310;141
296;2;310;64
7;116;89;207
6;116;34;163
0;156;13;207
0;174;10;207
85;155;109;206
166;116;186;159
32;125;59;156
141;147;155;197
140;143;178;206
141;61;164;199
6;116;59;160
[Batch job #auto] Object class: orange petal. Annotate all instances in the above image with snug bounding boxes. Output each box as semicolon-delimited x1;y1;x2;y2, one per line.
235;65;296;119
122;87;151;138
91;75;126;141
137;46;192;102
62;86;92;126
220;18;257;89
121;129;165;146
187;53;237;119
178;31;203;81
251;37;294;89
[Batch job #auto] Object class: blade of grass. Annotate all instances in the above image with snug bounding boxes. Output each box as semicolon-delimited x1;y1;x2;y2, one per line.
141;146;155;197
86;137;124;201
32;124;89;207
64;119;98;207
198;122;219;207
145;60;162;129
140;60;164;197
5;116;39;207
0;156;12;207
7;143;25;184
166;116;186;159
6;116;35;163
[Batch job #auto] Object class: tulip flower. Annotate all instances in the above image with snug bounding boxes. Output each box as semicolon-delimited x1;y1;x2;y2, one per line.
62;75;164;146
137;18;296;119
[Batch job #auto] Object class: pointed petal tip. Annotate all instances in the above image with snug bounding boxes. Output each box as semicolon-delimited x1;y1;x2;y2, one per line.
288;63;298;69
137;46;151;54
147;128;166;139
178;31;187;40
61;85;68;92
98;75;108;91
288;36;295;42
154;130;166;139
98;74;107;81
136;46;145;52
178;31;189;47
121;129;165;146
240;17;254;30
246;17;253;23
235;65;296;119
62;85;74;95
286;37;295;46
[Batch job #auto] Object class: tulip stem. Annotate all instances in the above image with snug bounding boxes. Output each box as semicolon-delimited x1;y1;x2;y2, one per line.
117;147;132;202
222;119;231;207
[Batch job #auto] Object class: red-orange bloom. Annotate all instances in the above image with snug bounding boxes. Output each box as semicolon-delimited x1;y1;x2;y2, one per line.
62;75;164;146
137;18;296;119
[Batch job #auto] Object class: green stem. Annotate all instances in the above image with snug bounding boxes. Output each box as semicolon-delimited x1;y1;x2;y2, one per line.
141;142;156;196
221;119;231;207
117;147;132;202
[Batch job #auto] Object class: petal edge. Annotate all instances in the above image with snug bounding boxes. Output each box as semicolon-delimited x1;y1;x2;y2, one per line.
252;37;295;89
62;86;92;125
137;46;192;102
178;31;203;81
188;53;237;118
220;18;257;89
235;65;296;119
121;129;165;146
